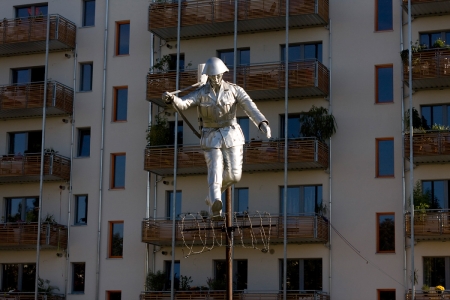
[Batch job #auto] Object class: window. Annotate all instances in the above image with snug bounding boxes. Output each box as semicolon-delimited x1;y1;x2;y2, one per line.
376;0;393;31
377;213;395;253
423;257;450;288
75;195;88;225
376;138;394;177
111;153;126;189
281;43;322;63
376;65;393;103
420;31;450;49
80;63;93;91
166;191;182;220
280;259;322;290
107;291;122;300
15;4;48;18
218;48;250;67
77;128;91;157
165;260;180;290
378;290;396;300
168;54;186;71
113;87;128;122
12;67;45;84
72;263;85;293
280;185;323;215
237;117;249;142
1;264;36;292
280;114;302;139
168;121;183;145
116;21;130;55
8;131;42;155
214;260;247;290
422;180;449;209
221;187;249;213
5;197;38;223
83;0;95;27
421;104;450;130
109;221;124;258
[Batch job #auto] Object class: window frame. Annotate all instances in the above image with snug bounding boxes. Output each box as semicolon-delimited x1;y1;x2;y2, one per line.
421;104;450;129
8;130;42;155
217;48;251;67
15;4;48;18
279;258;323;291
74;195;88;225
72;262;86;293
113;86;128;122
82;0;95;27
377;289;396;300
375;0;393;32
5;197;39;223
1;263;36;292
108;221;124;258
77;128;91;157
279;185;323;215
80;62;93;92
376;212;395;253
281;42;323;63
110;153;126;189
166;190;182;220
115;21;130;56
376;138;394;178
106;291;122;300
375;64;394;104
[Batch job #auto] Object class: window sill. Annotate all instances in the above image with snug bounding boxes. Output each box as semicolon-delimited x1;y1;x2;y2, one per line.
106;257;123;260
79;25;95;29
376;251;396;254
70;292;85;295
115;54;130;57
109;188;125;191
376;176;395;178
112;120;128;123
77;90;93;93
375;101;394;105
374;29;394;33
71;224;88;227
74;156;90;159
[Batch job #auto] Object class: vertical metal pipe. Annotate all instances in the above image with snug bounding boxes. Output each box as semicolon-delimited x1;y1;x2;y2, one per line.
34;14;50;300
283;1;289;300
327;17;332;298
233;0;238;83
95;0;110;299
226;187;233;300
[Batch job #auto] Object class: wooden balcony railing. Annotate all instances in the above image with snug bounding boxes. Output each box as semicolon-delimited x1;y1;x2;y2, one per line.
0;81;73;119
404;131;450;164
149;0;328;40
0;15;76;56
0;153;71;184
144;138;329;176
140;291;330;300
142;214;329;246
147;60;329;106
403;49;450;90
406;291;450;299
0;222;68;250
405;210;450;241
0;293;65;300
402;0;450;17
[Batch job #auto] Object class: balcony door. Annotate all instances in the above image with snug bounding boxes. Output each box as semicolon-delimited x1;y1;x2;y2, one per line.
8;131;42;155
280;185;323;215
16;4;48;18
280;259;322;291
12;66;45;84
5;197;39;223
422;180;449;210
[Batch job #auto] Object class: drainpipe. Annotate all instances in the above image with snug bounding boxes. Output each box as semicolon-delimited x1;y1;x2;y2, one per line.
327;17;332;298
283;2;289;300
95;0;110;299
34;14;50;300
64;43;77;297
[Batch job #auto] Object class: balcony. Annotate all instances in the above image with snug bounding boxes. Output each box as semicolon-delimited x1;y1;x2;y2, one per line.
0;15;76;57
142;214;329;246
148;0;329;41
144;138;329;176
402;0;450;18
0;222;68;250
0;153;71;184
404;131;450;164
141;291;330;300
147;61;330;106
406;291;450;299
405;210;450;241
403;49;450;91
0;81;73;119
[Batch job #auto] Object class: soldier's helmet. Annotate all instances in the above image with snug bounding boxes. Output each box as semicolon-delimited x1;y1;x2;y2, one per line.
202;57;229;76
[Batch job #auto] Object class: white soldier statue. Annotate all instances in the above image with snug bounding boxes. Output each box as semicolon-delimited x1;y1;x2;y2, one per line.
163;57;271;219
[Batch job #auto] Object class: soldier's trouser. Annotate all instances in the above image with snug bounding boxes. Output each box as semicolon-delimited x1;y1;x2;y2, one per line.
204;144;243;202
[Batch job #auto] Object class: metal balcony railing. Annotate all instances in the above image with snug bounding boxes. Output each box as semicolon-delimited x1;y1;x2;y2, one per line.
0;14;76;56
402;0;450;18
0;81;73;119
148;0;329;40
144;138;329;176
405;209;450;241
404;131;450;164
0;152;71;184
0;222;68;250
406;290;450;299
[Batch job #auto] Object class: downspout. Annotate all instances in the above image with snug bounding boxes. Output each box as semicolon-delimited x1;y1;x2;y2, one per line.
153;175;162;274
64;43;78;297
283;2;289;300
327;17;332;298
95;0;110;299
34;14;50;300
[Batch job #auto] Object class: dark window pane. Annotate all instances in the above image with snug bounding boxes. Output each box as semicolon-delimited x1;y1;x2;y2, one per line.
286;259;300;290
9;132;27;155
6;198;22;222
80;64;93;91
115;88;128;121
304;259;322;290
280;187;300;215
168;121;183;145
235;260;248;290
78;129;91;157
239;49;250;66
219;51;234;67
378;214;395;252
73;263;85;292
423;257;446;287
25;198;38;222
168;54;185;71
22;264;36;292
421;106;432;130
432;106;443;126
83;0;95;26
377;0;393;31
304;44;317;60
16;7;30;18
35;6;48;16
377;67;393;103
13;69;30;84
109;292;122;300
379;291;396;300
2;264;18;292
165;261;180;290
280;114;302;138
237;117;249;142
167;191;182;220
110;223;124;257
235;188;249;212
75;195;88;225
118;23;130;55
113;155;126;188
378;140;394;176
30;67;45;82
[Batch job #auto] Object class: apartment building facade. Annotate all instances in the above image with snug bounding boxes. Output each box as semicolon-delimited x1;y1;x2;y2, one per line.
0;0;449;299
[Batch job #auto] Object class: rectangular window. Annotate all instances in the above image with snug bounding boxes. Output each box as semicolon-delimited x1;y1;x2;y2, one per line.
1;264;36;292
77;128;91;157
75;195;88;225
168;54;186;71
237;117;249;142
80;63;93;91
72;263;86;293
8;131;42;155
109;221;124;258
420;31;450;49
107;291;122;300
5;197;38;223
12;66;45;84
280;114;303;139
214;260;247;290
378;290;396;300
377;213;395;253
113;87;128;122
281;43;322;63
376;138;394;177
165;260;180;289
168;121;183;145
376;65;393;103
221;187;249;214
166;191;182;220
218;48;250;67
280;259;322;290
421;104;450;130
423;257;450;287
83;0;95;27
16;4;48;18
116;21;130;55
111;153;126;189
422;180;449;209
376;0;393;31
280;185;323;215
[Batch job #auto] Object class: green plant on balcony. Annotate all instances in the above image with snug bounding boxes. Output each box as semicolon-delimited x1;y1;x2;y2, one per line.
400;40;427;64
42;213;57;224
422;284;430;294
145;270;166;291
206;276;226;290
37;277;59;295
432;38;446;49
404;107;425;131
150;54;192;73
180;275;193;290
431;123;450;131
299;105;337;142
147;115;171;146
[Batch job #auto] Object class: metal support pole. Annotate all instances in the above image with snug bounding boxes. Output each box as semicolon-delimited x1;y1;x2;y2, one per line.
283;1;289;299
226;187;233;300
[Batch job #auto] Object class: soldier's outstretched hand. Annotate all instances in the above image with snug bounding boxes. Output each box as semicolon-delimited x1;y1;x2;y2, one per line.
162;91;174;104
260;121;271;139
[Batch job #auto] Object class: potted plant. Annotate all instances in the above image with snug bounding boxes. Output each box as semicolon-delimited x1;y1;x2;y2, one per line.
436;285;445;294
146;115;171;146
299;105;337;142
422;284;430;295
37;277;60;295
145;270;166;291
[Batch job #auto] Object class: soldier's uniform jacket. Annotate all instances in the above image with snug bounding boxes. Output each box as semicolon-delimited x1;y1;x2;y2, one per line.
172;81;268;149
